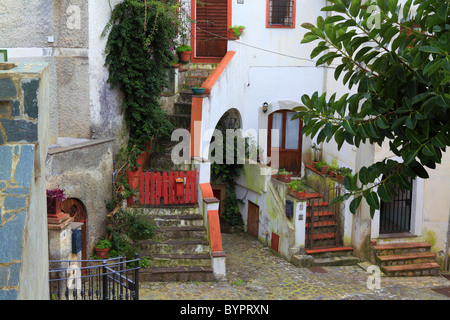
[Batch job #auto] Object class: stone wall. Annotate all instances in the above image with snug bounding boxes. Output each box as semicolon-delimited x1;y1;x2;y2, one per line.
0;62;50;300
45;138;115;255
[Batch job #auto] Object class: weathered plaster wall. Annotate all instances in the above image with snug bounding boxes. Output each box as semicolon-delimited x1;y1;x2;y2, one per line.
45;139;114;254
0;63;50;300
0;0;125;151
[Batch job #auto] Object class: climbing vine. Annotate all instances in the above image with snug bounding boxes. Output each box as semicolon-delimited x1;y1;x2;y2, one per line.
210;118;245;228
103;0;180;167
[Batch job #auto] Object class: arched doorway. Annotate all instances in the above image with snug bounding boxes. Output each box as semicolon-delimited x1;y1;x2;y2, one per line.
208;109;244;233
62;198;88;261
267;109;303;174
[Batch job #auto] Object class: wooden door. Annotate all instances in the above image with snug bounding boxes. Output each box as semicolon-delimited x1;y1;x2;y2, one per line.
195;0;228;58
247;201;260;238
62;198;87;261
268;110;303;174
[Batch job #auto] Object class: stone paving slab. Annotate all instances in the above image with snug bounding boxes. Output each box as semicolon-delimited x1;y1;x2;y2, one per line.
139;232;450;300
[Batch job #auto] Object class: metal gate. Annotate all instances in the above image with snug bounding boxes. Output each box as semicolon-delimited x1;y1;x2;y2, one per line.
49;255;140;300
305;186;343;249
380;177;413;234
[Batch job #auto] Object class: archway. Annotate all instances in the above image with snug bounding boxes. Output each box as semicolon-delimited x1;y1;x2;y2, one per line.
62;198;88;262
208;109;244;233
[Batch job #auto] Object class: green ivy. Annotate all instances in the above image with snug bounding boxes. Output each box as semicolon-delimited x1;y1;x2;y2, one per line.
103;0;179;166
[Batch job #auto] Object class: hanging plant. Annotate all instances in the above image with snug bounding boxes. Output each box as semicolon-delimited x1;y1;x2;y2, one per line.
102;0;179;167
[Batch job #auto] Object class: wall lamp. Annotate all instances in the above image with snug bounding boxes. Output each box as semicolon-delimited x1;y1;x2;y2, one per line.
262;102;269;113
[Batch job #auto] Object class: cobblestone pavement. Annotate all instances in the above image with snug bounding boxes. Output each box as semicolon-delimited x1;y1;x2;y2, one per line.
140;232;450;300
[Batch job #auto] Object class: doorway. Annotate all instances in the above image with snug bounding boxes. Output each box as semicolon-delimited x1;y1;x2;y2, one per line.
194;0;228;60
379;176;413;234
62;198;88;261
267;110;303;174
247;201;260;238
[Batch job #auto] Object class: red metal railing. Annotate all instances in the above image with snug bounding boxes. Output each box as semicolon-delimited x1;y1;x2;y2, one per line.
127;170;198;206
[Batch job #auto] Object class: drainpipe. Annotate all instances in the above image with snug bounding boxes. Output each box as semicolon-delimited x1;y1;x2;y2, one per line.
112;160;117;200
445;207;450;272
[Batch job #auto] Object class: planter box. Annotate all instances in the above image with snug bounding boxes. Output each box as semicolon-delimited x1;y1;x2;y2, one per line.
288;187;306;200
272;174;291;183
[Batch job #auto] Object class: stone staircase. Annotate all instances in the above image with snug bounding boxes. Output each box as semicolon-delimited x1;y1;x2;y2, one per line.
151;63;215;172
371;241;441;276
130;206;215;281
291;193;359;267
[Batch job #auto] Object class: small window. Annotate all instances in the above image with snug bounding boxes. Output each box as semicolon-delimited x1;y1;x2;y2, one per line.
267;0;296;28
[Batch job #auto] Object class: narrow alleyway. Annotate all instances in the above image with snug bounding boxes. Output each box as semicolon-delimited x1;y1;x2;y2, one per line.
140;232;450;300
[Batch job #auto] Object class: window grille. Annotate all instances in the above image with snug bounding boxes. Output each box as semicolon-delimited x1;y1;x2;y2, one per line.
269;0;294;27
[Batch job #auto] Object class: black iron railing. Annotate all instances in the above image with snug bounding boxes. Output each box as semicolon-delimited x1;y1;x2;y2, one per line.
49;254;140;300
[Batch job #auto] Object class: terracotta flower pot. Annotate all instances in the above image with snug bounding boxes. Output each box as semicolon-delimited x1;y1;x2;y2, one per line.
178;51;191;64
94;247;110;259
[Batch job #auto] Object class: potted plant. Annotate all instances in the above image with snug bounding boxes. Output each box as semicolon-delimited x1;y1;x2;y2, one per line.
328;165;339;177
46;188;69;224
191;86;206;95
337;167;353;183
287;180;307;199
272;168;292;183
176;45;192;64
228;25;245;39
314;161;329;174
94;238;112;259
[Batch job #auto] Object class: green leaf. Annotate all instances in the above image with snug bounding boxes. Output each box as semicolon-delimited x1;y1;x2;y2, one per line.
301;22;316;30
402;0;413;20
302;33;320;44
350;0;362;17
365;191;380;210
342;119;356;135
359;166;369;185
420;46;444;54
437;3;448;21
377;183;392;202
310;45;329;59
389;0;399;15
349;196;362;214
376;116;390;129
404;148;420;166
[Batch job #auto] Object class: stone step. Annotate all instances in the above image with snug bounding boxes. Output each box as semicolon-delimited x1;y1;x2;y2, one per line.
154;226;207;241
311;255;360;267
372;242;432;256
140;266;215;282
168;114;191;130
145;253;211;268
128;206;200;217
376;251;437;266
152;214;204;228
174;102;192;115
291;246;358;267
137;239;210;255
382;262;441;277
305;246;354;258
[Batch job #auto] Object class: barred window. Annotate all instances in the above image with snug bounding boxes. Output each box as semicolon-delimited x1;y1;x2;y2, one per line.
268;0;295;28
